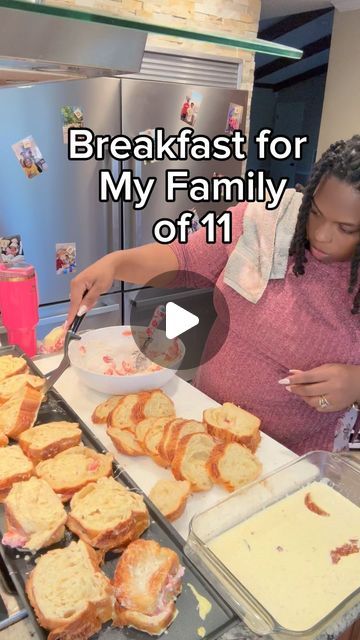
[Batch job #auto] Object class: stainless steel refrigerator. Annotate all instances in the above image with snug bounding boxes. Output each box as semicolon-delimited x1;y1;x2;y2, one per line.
0;76;247;352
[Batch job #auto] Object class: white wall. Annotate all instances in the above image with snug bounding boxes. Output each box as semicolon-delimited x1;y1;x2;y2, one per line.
317;9;360;157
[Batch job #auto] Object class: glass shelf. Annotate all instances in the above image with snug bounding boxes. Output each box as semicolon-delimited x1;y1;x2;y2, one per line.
0;0;303;60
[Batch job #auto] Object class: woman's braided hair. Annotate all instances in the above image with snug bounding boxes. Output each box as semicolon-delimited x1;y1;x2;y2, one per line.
289;135;360;314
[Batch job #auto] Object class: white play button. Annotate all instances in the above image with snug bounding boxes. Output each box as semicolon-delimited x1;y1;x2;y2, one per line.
165;302;199;339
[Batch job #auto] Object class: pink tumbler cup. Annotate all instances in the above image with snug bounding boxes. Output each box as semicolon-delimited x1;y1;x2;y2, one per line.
0;263;39;357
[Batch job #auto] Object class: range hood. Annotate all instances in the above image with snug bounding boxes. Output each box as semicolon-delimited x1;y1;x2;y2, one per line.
0;0;302;87
0;1;148;86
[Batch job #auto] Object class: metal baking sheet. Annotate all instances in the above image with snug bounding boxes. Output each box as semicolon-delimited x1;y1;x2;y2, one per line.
0;345;237;640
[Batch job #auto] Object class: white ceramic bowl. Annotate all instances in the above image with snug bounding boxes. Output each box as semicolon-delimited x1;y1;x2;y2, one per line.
68;325;185;395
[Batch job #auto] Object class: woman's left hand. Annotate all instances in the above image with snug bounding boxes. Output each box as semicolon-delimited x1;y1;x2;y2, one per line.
280;364;360;412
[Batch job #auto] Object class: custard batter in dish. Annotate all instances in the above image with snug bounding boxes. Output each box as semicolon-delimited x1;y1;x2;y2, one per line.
208;482;360;631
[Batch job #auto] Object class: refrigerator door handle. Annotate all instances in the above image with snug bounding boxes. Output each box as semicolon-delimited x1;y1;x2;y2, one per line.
122;156;142;249
104;151;121;254
129;288;213;309
134;158;142;182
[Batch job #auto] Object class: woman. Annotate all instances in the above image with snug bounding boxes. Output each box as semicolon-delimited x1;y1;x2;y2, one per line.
68;136;360;455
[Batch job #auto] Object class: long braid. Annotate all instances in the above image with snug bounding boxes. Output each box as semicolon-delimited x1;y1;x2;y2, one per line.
289;136;360;314
349;242;360;314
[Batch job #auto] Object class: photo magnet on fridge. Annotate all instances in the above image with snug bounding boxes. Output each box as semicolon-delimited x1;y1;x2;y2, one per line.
56;242;77;275
61;106;84;144
225;103;244;134
179;91;203;128
12;136;48;179
0;234;24;263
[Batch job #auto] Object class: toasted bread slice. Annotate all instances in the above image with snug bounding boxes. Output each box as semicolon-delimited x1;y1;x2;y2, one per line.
142;418;174;467
149;479;191;522
134;417;160;446
203;402;261;452
113;539;183;617
67;477;150;552
108;393;144;429
207;442;262;492
166;420;206;464
2;477;67;551
0;374;44;405
108;390;175;431
0;445;33;500
18;421;81;463
0;431;8;447
139;390;175;422
107;426;144;456
171;433;215;492
35;446;113;502
114;601;177;636
91;395;123;424
0;355;28;382
158;418;185;466
41;325;66;353
26;540;113;640
134;416;169;448
0;383;43;439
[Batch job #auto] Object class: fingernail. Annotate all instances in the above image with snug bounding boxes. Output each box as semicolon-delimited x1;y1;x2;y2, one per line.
78;304;88;316
278;378;290;385
285;386;291;392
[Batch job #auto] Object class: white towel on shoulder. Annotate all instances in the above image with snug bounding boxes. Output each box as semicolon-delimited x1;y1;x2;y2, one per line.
224;188;303;303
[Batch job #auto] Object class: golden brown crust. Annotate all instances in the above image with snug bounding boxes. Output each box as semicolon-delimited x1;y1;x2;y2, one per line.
134;418;170;459
141;390;175;423
91;395;123;424
143;422;170;467
18;423;81;463
47;606;103;640
203;404;261;453
165;500;186;522
107;426;144;456
0;356;29;383
107;392;150;430
107;390;175;434
0;374;44;406
0;446;34;494
113;539;181;616
171;433;215;491
5;509;65;550
67;510;149;553
0;488;11;502
0;431;8;447
206;423;261;453
149;480;191;522
66;478;150;553
0;384;43;439
25;542;113;640
157;418;184;466
166;420;206;464
113;601;177;635
35;447;113;501
3;479;66;551
131;391;152;423
207;442;262;492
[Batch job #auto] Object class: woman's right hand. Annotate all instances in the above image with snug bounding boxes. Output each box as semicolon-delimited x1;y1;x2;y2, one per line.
67;253;117;325
67;243;179;326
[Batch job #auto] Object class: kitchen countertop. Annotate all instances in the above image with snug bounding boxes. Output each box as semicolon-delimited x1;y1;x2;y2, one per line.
1;354;359;640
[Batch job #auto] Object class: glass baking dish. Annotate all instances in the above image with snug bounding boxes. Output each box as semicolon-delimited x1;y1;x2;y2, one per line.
184;451;360;639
